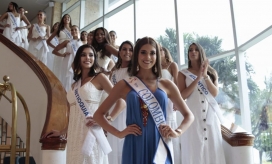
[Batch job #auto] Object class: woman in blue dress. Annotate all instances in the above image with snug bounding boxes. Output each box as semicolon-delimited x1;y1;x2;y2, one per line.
94;37;194;164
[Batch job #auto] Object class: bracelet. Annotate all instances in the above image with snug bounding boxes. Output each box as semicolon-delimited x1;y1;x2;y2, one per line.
106;115;113;122
175;128;182;134
204;75;210;80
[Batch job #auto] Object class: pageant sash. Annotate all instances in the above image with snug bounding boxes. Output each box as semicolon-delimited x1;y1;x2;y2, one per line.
7;12;21;40
180;70;225;125
124;76;172;164
52;36;59;46
34;24;49;55
74;79;112;155
63;28;73;39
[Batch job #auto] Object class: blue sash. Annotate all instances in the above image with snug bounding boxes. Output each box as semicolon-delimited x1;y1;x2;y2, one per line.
124;76;173;164
33;24;49;53
180;69;225;125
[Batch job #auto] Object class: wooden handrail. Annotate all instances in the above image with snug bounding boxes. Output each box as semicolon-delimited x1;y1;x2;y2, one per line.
221;123;255;146
0;34;69;150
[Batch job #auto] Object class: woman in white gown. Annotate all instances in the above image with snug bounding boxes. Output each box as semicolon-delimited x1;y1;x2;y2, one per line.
28;10;50;65
18;7;29;50
107;41;133;164
0;2;31;47
160;46;181;164
177;42;226;164
52;25;82;91
47;22;59;71
47;14;72;84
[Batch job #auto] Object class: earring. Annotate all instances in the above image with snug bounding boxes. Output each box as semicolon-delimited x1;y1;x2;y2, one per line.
77;69;81;75
137;65;139;71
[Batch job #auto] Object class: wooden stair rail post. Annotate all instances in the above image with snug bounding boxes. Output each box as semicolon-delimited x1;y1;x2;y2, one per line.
0;75;30;164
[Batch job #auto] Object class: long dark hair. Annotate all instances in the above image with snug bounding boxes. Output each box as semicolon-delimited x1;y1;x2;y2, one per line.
57;14;72;37
92;27;112;59
115;40;134;73
72;45;99;82
187;42;217;82
7;2;19;12
129;37;162;78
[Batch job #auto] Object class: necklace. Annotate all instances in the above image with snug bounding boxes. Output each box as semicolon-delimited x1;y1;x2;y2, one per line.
139;97;148;126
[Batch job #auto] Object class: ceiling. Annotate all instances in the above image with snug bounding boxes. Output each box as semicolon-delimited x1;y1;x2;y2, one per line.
0;0;65;22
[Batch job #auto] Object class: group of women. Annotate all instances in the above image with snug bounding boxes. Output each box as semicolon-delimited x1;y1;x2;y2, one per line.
1;2;226;164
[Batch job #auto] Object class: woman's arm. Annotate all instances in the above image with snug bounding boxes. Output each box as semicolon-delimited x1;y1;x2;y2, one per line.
0;13;8;22
105;44;118;57
45;25;50;39
177;71;200;99
19;15;31;29
52;40;69;57
93;80;141;138
27;24;35;41
107;59;115;72
161;80;194;138
170;62;179;85
46;31;57;49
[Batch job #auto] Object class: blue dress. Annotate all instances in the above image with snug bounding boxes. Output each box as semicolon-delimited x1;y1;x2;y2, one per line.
122;83;172;164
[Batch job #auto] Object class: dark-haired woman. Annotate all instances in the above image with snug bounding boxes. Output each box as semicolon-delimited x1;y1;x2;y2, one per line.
52;25;82;91
107;40;133;164
67;45;112;164
47;14;72;83
0;2;31;46
81;30;87;45
28;11;50;65
92;27;117;72
178;42;226;164
94;37;194;164
18;7;29;50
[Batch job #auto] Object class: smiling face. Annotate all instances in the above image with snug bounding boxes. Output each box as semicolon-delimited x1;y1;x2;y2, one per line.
80;47;95;70
71;26;79;37
119;43;133;62
37;11;45;22
87;32;93;44
109;31;117;43
81;31;87;41
138;44;157;71
95;29;105;44
63;14;70;24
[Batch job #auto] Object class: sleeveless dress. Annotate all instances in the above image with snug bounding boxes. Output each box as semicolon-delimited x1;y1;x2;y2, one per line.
180;70;226;164
62;39;83;91
20;20;29;50
28;25;48;65
56;30;71;85
3;12;22;46
161;65;181;164
66;80;108;164
107;67;129;164
122;80;172;164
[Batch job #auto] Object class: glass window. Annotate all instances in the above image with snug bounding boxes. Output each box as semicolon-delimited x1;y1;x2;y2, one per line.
233;0;272;46
84;0;104;27
65;0;80;10
209;55;240;125
105;4;134;46
246;35;272;163
136;0;177;63
105;0;129;13
69;5;80;27
178;0;234;53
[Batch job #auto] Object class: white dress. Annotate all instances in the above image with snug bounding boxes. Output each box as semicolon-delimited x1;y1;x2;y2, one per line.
3;12;22;46
62;39;83;91
66;80;108;164
47;35;59;72
20;20;29;50
108;67;129;164
161;67;181;164
54;30;71;85
180;70;226;164
28;24;48;65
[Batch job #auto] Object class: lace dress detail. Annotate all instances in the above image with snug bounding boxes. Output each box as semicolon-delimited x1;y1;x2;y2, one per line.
66;81;108;164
